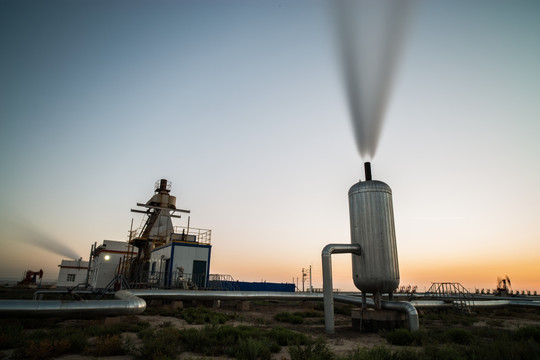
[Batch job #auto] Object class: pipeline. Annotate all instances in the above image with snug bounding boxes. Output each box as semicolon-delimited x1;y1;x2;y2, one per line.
127;289;322;302
0;290;540;322
124;289;420;333
322;243;363;334
1;288;538;322
0;290;145;317
333;294;419;331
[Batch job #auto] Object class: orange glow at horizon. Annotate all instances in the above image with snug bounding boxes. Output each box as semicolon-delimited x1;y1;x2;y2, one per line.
212;252;539;293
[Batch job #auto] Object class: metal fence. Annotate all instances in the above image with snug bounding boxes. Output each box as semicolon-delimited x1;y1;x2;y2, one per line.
172;226;212;245
145;270;207;289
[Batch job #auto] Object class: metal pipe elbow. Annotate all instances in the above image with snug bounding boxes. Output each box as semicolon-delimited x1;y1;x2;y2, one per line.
382;300;419;331
322;244;362;257
116;290;146;314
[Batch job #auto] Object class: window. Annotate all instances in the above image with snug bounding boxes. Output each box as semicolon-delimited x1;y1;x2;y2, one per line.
66;274;76;282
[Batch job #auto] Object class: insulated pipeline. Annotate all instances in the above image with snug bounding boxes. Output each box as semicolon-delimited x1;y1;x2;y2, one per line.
333;294;419;331
0;290;145;317
322;243;362;334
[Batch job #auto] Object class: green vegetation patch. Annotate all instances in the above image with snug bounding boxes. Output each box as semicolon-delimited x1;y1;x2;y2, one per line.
514;325;540;342
289;338;335;360
343;345;419;360
180;306;231;324
274;310;322;324
0;316;151;359
137;324;309;359
381;325;540;360
274;311;305;324
139;326;181;360
143;305;233;325
384;328;423;346
86;335;125;357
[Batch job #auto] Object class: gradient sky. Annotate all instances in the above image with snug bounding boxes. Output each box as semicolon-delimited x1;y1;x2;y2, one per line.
1;0;539;293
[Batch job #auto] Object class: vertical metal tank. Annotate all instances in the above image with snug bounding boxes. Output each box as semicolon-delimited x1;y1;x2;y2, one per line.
349;163;399;295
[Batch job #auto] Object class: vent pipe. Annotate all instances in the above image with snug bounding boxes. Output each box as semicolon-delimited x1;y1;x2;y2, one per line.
364;162;372;181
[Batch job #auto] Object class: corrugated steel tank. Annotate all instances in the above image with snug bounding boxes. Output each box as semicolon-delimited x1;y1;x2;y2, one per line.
349;163;399;294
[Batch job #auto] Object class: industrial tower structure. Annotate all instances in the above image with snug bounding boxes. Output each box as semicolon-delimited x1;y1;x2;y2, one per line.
128;179;191;285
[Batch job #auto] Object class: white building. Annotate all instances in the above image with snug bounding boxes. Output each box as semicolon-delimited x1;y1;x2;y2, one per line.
88;240;137;289
57;259;89;288
149;232;211;289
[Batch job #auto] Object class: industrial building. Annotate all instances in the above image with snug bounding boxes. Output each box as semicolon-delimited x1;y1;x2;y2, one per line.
56;259;88;288
54;179;294;293
55;179;214;290
88;240;137;289
126;179;213;289
149;230;211;289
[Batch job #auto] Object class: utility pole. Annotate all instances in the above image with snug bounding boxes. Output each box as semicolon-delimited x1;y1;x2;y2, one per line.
309;265;312;293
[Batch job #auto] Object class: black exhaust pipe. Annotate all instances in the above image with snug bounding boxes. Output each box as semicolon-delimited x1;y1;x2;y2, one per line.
364;162;372;181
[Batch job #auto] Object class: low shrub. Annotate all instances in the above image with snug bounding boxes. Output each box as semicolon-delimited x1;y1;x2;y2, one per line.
421;344;464;360
274;311;304;324
236;337;272;360
0;323;23;349
334;304;353;316
87;335;125;357
178;328;207;353
486;319;504;327
269;326;309;346
294;310;323;318
17;326;88;357
514;326;540;342
180;307;230;325
117;317;152;333
389;348;418;360
313;302;351;316
384;328;422;346
23;338;72;360
345;345;419;360
447;313;478;327
139;327;181;360
289;338;334;360
446;328;472;345
177;324;286;358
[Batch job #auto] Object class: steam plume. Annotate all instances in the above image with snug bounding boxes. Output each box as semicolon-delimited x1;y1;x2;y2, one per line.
20;227;81;260
331;0;414;159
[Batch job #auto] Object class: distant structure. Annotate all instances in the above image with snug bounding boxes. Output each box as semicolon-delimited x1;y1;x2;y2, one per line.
496;275;512;296
18;269;44;287
57;259;88;288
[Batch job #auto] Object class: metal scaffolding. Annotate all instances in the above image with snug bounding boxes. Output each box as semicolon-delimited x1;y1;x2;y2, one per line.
425;282;474;312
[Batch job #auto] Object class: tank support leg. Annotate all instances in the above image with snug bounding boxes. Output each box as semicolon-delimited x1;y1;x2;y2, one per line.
362;292;367;309
374;291;382;309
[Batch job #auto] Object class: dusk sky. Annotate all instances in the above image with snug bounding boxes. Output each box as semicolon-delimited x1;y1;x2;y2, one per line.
1;0;539;293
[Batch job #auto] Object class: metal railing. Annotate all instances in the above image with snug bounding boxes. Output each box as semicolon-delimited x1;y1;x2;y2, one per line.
172;227;211;245
425;282;474;312
145;270;207;290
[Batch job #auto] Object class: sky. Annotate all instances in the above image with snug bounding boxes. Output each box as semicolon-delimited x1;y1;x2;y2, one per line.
1;0;539;293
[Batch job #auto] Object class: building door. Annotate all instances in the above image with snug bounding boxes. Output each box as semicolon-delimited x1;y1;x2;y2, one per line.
164;259;171;288
192;260;206;289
